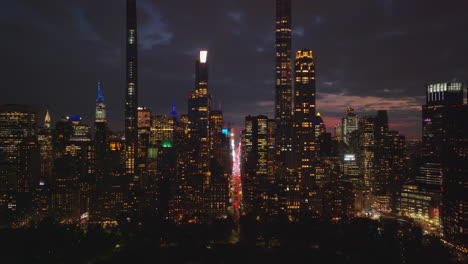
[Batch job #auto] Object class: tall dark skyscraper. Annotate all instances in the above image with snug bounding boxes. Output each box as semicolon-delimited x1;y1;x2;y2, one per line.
190;50;211;185
419;81;467;250
94;82;107;184
419;81;465;187
187;50;212;216
274;0;293;165
125;0;138;176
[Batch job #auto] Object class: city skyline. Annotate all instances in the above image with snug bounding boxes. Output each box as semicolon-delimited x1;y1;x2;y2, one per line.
3;0;468;138
1;0;467;261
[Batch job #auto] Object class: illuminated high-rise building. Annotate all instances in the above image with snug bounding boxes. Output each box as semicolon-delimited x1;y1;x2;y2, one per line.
355;111;405;193
47;115;90;221
187;50;212;218
342;107;358;145
418;81;465;187
291;50;318;218
94;83;107;184
420;81;467;250
207;110;230;219
62;117;94;218
137;106;151;199
274;0;293;166
334;123;343;142
150;115;175;145
0;105;37;194
350;111;405;214
137;106;151;160
293;50;316;118
125;0;138;177
38;110;53;181
242;115;269;218
425;81;463;106
343;153;364;212
93;84;108;221
33;111;53;221
209;110;223;157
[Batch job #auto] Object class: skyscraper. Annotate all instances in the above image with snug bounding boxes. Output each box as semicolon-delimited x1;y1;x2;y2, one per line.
342;107;358;145
275;0;293;166
189;50;211;185
420;81;467;250
38;110;53;182
425;81;463;106
187;50;212;218
291;50;317;218
293;50;316;118
242;115;269;218
0;105;37;193
94;82;107;184
137;106;151;195
419;81;465;186
350;111;405;213
125;0;138;177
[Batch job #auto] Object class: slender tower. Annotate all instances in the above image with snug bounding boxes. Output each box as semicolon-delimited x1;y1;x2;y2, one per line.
95;82;107;185
187;51;212;216
188;51;211;184
125;0;138;176
275;0;293;166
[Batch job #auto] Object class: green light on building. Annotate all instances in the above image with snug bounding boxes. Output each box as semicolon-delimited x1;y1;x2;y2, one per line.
161;139;173;148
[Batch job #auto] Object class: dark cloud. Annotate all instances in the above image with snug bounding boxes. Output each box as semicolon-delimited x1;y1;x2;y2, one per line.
2;0;468;139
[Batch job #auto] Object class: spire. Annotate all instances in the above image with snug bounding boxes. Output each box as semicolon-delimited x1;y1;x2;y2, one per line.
44;110;51;129
95;82;106;123
170;100;179;119
96;82;104;103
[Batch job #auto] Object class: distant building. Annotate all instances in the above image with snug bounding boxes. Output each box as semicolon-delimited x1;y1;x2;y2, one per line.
334;123;343;142
125;0;138;179
94;83;107;173
242;115;269;218
349;110;405;214
95;82;106;123
0;105;37;193
397;184;440;226
342;107;358;145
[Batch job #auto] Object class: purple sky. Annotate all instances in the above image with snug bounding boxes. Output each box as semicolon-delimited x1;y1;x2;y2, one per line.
2;0;468;139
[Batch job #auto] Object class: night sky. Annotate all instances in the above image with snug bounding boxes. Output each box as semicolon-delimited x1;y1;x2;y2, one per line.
3;0;468;138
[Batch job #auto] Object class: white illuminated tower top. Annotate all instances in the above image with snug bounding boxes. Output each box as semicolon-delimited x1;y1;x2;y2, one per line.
200;50;208;64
